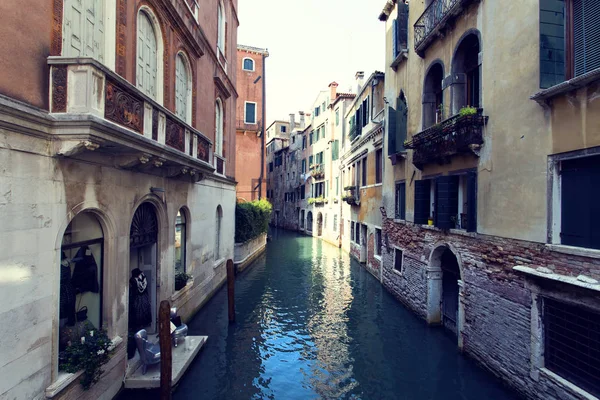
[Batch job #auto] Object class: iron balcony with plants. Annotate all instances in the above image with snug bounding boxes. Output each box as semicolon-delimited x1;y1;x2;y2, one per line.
414;0;477;57
404;107;488;168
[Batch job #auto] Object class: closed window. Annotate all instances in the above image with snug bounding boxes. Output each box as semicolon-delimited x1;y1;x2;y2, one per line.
351;221;355;242
361;157;367;187
215;99;224;156
217;2;226;53
375;149;383;184
335;108;340;125
543;298;600;397
245;102;257;124
62;0;105;62
333;214;338;232
137;10;158;99
375;228;382;256
242;57;254;71
175;53;191;123
395;181;406;220
560;155;600;249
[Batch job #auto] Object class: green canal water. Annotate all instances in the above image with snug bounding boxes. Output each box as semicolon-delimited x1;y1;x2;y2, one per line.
124;229;520;399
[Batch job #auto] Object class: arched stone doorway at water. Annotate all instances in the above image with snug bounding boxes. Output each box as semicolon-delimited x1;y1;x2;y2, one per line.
129;202;159;334
316;213;323;236
306;211;313;233
426;244;464;348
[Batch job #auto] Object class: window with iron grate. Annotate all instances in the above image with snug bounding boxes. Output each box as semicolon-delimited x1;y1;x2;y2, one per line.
543;297;600;397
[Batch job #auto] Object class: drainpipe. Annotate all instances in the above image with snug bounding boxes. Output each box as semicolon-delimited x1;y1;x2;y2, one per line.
255;51;267;200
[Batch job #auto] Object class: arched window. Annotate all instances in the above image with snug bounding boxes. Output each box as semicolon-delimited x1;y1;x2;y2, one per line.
137;10;159;100
215;206;223;260
59;212;104;358
242;57;255;71
217;2;226;54
175;52;192;123
422;62;444;129
174;209;186;275
215;99;224;156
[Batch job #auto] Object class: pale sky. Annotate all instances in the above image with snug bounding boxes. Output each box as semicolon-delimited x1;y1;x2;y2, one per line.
238;0;386;124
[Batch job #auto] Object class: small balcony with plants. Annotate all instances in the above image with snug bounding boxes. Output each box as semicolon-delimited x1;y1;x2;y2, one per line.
310;164;325;180
414;0;477;57
308;197;328;206
404;107;488;169
342;185;360;206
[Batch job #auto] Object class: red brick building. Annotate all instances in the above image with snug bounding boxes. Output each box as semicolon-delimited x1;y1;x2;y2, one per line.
235;44;269;201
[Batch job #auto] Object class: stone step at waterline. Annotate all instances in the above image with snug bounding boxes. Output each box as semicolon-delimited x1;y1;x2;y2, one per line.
124;335;208;389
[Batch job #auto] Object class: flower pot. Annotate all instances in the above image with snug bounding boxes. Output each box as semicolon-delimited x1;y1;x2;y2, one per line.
427;219;434;226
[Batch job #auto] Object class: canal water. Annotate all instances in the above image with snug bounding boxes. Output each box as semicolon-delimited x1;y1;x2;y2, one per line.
124;230;519;399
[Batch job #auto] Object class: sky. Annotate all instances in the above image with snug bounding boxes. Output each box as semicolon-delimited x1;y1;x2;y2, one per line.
237;0;386;124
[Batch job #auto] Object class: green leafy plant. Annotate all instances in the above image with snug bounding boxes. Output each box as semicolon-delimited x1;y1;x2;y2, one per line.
235;199;273;243
343;185;355;191
307;197;327;205
341;194;356;203
175;272;193;291
58;328;113;390
458;106;477;117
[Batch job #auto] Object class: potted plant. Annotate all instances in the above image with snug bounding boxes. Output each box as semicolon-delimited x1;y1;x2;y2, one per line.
175;272;192;291
58;328;113;390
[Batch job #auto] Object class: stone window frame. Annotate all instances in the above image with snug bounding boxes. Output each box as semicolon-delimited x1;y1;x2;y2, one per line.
242;57;255;71
392;246;405;277
547;146;600;256
374;226;383;258
526;275;600;399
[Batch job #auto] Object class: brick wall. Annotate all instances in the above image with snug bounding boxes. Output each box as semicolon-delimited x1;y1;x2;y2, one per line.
381;217;600;400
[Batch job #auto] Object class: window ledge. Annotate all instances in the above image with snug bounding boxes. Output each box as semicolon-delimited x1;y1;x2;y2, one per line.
392;269;403;278
539;368;599;400
374;255;382;262
531;67;600;105
513;265;600;292
390;50;408;70
171;279;194;301
46;336;122;398
393;219;407;224
421;225;440;231
546;244;600;259
449;229;477;238
214;258;226;269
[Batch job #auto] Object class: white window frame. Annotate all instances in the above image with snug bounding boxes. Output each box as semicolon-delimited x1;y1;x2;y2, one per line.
215;98;224;156
393;246;405;276
137;6;164;105
175;51;193;124
244;101;257;124
242;57;255;71
217;1;226;55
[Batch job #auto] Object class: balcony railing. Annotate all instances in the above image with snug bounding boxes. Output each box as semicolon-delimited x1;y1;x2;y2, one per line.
404;109;487;168
48;57;214;179
414;0;475;57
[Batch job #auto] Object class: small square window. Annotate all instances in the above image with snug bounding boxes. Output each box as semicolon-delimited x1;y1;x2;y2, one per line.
394;248;403;273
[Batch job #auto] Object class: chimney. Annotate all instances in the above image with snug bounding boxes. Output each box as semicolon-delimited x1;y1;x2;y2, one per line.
355;71;365;94
289;113;295;132
329;81;339;102
299;111;306;129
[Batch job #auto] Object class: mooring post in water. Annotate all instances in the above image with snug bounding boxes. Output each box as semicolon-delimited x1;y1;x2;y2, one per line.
159;300;172;400
227;259;235;323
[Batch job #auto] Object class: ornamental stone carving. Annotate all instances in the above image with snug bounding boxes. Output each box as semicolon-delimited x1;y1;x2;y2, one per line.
105;79;143;134
52;66;68;113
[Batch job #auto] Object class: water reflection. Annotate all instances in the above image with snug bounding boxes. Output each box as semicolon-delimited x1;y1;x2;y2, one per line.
165;230;519;400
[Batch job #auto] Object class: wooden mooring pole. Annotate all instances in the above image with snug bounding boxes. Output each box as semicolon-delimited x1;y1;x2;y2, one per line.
227;259;235;323
159;300;172;400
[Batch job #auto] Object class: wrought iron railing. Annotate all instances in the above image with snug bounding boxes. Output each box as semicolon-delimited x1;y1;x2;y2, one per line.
414;0;473;56
404;109;487;167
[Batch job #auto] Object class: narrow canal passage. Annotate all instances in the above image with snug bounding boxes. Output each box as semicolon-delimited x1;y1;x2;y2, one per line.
172;230;519;400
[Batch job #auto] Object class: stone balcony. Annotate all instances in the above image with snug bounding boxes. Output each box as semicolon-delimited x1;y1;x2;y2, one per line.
414;0;477;57
48;57;214;181
404;109;487;169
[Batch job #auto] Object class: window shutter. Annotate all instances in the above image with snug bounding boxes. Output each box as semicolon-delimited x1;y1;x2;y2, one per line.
435;176;459;229
396;93;408;153
466;171;477;232
396;182;406;220
414;180;431;225
539;0;565;88
398;3;409;50
387;105;397;156
392;19;398;58
573;0;600;77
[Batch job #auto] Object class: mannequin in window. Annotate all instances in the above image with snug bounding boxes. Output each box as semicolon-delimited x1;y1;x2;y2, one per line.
59;251;76;327
128;268;152;331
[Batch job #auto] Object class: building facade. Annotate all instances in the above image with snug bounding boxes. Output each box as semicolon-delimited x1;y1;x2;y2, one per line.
235;44;268;202
0;0;238;398
379;1;600;400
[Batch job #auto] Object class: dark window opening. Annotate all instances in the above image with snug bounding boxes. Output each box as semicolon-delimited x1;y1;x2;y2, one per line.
395;181;406;220
375;149;383;184
394;248;403;272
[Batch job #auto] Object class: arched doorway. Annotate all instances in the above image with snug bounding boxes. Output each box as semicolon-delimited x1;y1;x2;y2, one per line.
422;62;444;129
129;202;159;334
307;211;313;232
317;212;323;236
451;32;481;114
427;244;464;347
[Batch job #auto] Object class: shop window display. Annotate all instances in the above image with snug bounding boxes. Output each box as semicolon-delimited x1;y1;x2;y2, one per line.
59;213;103;354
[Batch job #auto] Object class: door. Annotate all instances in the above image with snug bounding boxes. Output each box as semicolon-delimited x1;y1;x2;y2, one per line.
140;244;157;334
63;0;105;62
137;11;158;99
441;250;460;335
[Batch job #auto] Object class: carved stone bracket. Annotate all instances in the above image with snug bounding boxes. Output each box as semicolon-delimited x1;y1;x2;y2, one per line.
118;153;152;169
152;158;166;168
56;140;101;157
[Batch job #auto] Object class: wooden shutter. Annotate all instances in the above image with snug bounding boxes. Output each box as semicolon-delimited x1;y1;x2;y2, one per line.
573;0;600;77
539;0;565;88
414;180;431;225
392;19;398;58
137;12;158;99
398;2;409;50
466;171;477;232
561;156;600;249
435;176;459;229
387;105;397;156
396;93;407;152
396;182;406;220
175;55;188;122
63;0;105;62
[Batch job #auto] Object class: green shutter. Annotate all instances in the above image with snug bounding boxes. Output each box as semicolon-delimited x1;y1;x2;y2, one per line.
396;92;408;153
573;0;600;77
435;176;459;229
387;106;397;156
398;3;409;50
539;0;565;88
